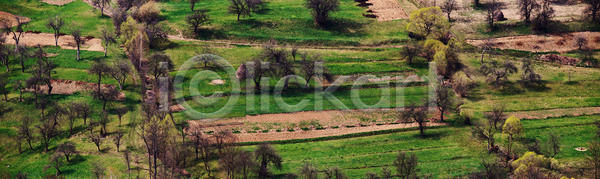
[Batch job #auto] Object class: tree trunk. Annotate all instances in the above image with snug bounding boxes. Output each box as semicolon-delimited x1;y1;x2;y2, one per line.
27;138;33;150
104;42;108;57
237;13;241;21
419;123;424;137
76;45;80;60
55;33;59;46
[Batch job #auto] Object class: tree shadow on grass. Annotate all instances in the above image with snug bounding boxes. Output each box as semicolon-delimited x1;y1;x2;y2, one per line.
194;28;228;40
415;129;448;140
321;18;367;38
67;155;87;166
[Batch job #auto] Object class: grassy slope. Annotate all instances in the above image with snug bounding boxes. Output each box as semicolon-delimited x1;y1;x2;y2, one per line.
0;0;112;36
161;0;409;45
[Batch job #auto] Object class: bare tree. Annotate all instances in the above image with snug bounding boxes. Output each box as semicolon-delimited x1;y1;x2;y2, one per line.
255;143;283;178
123;150;132;173
220;146;241;179
584;0;600;22
44;152;65;177
479;60;518;88
214;129;237;155
198;131;214;177
1;17;27;50
399;102;428;137
16;45;28;73
74;102;92;125
532;0;554;32
100;28;116;57
46;15;65;47
548;133;560;157
57;142;77;162
113;131;124;152
237;150;256;179
92;0;110;16
246;59;272;91
93;86;120;112
188;126;204;158
190;0;200;11
520;58;543;87
484;103;506;129
115;107;129;125
299;53;332;88
71;29;85;61
486;0;501;29
91;161;106;179
400;45;421;64
18;117;34;150
97;112;111;136
441;0;459;21
38;115;59;152
431;81;458;122
13;80;24;102
518;0;539;23
187;9;210;34
109;59;132;91
90;134;103;152
324;167;345;179
147;52;174;80
299;162;318;179
228;0;264;21
111;8;128;35
394;152;419;179
381;167;392;179
575;35;589;50
89;60;112;93
305;0;340;27
59;103;79;135
139;112;170;179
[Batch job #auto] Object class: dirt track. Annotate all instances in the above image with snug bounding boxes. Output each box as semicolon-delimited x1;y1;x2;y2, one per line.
505;107;600;120
234;122;447;143
6;32;104;52
41;0;75;5
466;31;600;52
367;0;409;21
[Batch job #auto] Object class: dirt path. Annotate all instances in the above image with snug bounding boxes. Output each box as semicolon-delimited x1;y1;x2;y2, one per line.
367;0;409;21
41;0;75;5
233;122;446;142
466;31;600;53
6;32;104;52
505;107;600;120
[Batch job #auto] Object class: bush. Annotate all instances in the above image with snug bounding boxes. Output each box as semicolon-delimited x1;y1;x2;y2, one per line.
305;0;340;27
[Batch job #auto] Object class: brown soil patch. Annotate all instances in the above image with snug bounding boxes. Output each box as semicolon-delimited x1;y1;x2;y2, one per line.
503;107;600;120
6;32;104;52
366;0;409;21
575;147;588;152
232;122;447;143
466;32;600;53
41;0;75;5
0;12;31;27
187;108;448;142
25;79;123;97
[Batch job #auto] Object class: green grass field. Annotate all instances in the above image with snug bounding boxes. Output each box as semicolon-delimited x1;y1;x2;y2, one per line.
1;0;600;178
